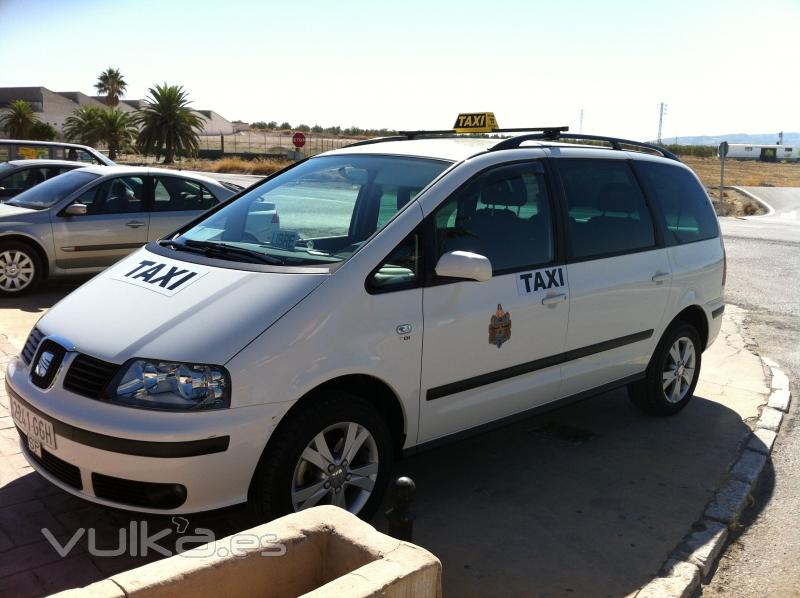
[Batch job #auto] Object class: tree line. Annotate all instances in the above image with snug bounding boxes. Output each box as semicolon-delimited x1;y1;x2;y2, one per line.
0;68;203;164
249;121;399;138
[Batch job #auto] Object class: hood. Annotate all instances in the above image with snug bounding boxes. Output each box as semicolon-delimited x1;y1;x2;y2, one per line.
0;203;37;219
37;248;328;365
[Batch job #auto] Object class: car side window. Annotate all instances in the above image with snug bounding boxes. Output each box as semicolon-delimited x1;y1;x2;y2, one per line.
76;176;145;215
555;159;655;259
431;162;554;274
153;177;218;212
634;162;719;244
367;232;420;293
3;168;48;191
376;185;422;229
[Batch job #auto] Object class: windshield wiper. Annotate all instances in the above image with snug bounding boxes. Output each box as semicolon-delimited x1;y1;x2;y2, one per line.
182;239;285;265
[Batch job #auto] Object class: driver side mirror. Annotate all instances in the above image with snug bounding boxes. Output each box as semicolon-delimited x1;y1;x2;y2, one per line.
435;251;492;282
64;203;87;216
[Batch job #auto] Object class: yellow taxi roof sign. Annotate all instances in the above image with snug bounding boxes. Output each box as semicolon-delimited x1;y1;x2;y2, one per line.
453;112;498;133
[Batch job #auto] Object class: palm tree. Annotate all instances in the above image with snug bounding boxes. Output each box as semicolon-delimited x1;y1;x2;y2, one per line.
94;68;127;107
63;105;103;145
135;83;203;164
95;108;137;160
0;100;40;138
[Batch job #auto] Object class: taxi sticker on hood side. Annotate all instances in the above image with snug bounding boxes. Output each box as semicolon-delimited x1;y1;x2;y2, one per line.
109;258;209;297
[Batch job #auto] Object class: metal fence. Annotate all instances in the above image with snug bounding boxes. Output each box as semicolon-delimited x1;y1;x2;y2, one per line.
198;131;358;158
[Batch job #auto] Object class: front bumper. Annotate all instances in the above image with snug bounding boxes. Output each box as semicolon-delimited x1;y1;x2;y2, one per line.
6;355;293;514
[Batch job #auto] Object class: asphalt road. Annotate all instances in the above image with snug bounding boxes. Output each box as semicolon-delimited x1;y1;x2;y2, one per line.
704;188;800;597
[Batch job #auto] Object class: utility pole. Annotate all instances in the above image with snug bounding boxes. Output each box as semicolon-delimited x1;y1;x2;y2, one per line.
657;102;668;145
579;108;584;133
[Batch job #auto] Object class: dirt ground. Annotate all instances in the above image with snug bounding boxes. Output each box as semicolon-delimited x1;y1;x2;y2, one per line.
682;156;800;188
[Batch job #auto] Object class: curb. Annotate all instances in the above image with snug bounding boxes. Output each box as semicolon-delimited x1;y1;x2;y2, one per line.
729;186;776;217
635;356;792;597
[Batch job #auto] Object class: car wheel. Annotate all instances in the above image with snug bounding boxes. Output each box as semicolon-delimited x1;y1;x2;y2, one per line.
0;241;43;296
629;321;702;416
249;392;394;522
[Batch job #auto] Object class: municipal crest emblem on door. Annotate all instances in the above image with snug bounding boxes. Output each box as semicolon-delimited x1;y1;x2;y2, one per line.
489;304;511;348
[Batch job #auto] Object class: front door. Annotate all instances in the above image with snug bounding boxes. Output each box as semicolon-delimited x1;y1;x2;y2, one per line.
419;161;568;443
52;175;149;270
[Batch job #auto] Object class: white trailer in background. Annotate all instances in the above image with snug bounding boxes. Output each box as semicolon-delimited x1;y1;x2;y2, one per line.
719;144;798;162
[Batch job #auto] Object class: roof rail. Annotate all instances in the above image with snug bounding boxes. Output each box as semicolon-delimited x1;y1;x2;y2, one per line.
490;132;680;161
344;126;570;148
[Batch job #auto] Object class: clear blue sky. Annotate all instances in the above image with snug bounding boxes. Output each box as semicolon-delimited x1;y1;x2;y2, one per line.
1;0;797;140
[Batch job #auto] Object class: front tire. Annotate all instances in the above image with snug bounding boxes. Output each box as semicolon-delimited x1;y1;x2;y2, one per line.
249;392;394;522
0;241;43;296
629;321;702;415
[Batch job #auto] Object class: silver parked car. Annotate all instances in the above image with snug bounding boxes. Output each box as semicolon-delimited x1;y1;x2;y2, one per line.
0;166;238;295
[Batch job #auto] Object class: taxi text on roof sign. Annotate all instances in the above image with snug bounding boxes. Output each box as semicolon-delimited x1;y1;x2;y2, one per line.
453;112;499;133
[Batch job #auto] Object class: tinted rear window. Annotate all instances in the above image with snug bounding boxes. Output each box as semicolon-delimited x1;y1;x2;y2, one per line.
555;159;655;259
635;162;719;244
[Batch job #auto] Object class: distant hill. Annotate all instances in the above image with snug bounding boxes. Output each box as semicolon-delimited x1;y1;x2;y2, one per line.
657;132;800;146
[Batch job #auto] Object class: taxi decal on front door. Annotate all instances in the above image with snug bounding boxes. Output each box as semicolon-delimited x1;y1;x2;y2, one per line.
516;267;565;296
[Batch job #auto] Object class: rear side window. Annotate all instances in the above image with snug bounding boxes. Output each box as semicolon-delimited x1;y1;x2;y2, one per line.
555;159;655;260
154;177;218;211
635;162;719;244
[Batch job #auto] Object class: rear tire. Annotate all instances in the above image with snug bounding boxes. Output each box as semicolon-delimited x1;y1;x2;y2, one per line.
0;241;43;296
629;321;702;416
248;391;393;522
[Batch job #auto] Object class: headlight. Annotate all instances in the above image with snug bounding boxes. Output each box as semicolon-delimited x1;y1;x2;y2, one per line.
109;360;230;410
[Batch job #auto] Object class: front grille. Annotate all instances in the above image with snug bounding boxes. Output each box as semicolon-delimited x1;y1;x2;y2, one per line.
21;328;44;365
92;473;187;509
19;430;83;490
63;354;118;399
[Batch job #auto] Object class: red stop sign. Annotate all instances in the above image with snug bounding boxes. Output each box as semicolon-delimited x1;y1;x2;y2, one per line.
292;132;306;148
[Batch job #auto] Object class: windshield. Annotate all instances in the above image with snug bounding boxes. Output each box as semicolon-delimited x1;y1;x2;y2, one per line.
7;170;98;209
176;155;449;266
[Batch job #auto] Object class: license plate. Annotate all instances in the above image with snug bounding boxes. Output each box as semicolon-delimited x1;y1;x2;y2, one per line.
9;396;57;454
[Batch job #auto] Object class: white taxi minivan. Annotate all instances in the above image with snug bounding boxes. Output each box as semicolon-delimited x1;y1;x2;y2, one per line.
7;121;725;519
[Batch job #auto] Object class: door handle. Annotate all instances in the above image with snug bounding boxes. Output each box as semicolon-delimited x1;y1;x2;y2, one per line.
126;220;145;229
651;272;671;283
541;293;568;305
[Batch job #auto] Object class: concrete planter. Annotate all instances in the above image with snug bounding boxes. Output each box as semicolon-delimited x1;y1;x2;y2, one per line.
50;506;441;598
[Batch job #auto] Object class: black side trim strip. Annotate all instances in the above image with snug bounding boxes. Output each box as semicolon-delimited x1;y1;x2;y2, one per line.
408;373;646;456
62;243;145;252
426;329;653;401
7;383;229;458
712;306;725;319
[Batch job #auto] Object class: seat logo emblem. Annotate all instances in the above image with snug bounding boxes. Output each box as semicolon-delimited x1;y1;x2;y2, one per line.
489;304;511;348
35;351;54;378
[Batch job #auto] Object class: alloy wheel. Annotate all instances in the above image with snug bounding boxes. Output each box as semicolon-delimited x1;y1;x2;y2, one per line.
290;421;379;515
0;250;35;292
662;336;696;403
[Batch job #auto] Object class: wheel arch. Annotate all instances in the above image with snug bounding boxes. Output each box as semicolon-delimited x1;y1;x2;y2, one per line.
670;305;709;351
0;233;50;279
267;373;407;457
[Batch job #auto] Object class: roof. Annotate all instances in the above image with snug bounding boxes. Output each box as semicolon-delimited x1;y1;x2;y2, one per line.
325;136;680;164
75;165;227;186
6;159;88;168
329;138;497;161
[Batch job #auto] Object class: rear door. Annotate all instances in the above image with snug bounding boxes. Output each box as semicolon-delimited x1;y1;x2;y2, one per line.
51;175;150;269
148;175;220;240
418;161;568;443
554;158;672;398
